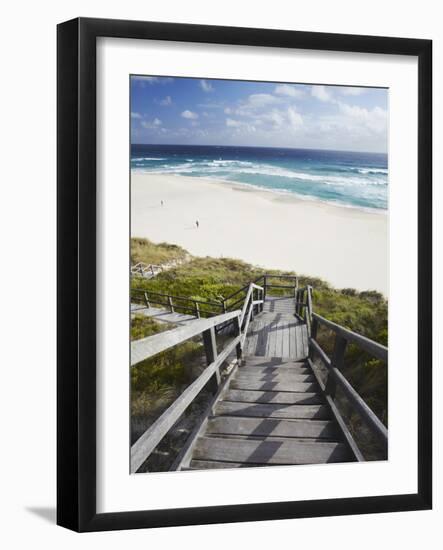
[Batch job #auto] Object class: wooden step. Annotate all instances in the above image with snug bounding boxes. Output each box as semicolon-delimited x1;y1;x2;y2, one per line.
193;437;350;465
243;357;307;367
234;372;315;383
224;389;324;405
238;366;311;375
214;401;330;420
230;379;318;392
206;416;339;440
187;460;264;470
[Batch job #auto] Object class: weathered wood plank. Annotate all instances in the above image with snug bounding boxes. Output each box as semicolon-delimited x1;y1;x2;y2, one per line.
206;416;339;439
131;304;196;325
193;437;350;465
187;460;260;469
224;389;323;405
234;372;315;383
243;356;306;368
275;321;283;357
237;365;311;375
282;322;290;358
290;320;297;359
301;325;309;359
131;309;240;366
229;379;318;392
214;401;330;420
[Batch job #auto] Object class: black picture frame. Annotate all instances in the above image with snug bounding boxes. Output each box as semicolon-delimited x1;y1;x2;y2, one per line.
57;17;432;532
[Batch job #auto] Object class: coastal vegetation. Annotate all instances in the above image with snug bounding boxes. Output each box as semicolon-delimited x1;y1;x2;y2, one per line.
131;237;388;462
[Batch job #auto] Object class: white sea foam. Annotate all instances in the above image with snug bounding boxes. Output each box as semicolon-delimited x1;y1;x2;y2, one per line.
132;157;167;161
137;160;387;187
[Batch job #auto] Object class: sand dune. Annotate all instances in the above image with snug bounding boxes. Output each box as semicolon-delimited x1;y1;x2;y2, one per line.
131;173;388;296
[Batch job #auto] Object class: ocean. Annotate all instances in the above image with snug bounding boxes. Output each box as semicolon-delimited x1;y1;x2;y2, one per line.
131;144;388;211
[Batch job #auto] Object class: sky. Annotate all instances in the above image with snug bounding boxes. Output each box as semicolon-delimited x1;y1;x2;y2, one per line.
130;76;388;153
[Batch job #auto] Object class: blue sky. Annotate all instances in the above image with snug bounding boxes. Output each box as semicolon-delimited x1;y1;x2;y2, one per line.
130;76;388;153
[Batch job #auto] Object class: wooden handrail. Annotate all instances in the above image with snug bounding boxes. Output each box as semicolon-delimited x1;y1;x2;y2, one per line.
131;333;242;472
312;312;388;362
239;282;264;326
131;288;223;309
309;338;388;447
223;274;296;302
309;305;387;450
131;309;241;366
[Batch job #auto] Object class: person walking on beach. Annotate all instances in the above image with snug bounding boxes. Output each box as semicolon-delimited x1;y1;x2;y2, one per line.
196;220;199;229
161;200;164;207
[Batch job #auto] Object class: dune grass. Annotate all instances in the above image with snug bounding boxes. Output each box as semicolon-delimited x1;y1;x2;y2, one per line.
131;237;188;266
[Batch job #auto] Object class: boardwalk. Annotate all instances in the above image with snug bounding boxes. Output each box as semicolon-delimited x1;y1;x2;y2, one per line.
131;302;196;325
244;306;308;361
130;277;388;472
175;297;352;469
181;355;351;468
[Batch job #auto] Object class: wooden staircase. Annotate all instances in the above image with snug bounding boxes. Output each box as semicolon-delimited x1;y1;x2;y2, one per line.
130;275;388;473
178;355;352;469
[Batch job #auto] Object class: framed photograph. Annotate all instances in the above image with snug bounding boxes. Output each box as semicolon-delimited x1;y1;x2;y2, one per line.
57;17;432;532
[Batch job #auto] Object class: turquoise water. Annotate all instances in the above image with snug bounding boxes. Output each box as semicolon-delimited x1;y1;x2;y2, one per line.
131;144;388;211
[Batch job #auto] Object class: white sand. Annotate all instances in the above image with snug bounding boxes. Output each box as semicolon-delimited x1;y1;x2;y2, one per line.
131;174;388;296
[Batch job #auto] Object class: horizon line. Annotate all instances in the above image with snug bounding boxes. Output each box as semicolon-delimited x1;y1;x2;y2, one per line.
131;143;388;155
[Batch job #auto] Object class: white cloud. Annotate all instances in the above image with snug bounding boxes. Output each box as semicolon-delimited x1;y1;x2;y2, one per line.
338;102;387;133
141;117;162;129
340;87;366;96
159;95;172;106
181;110;199;120
226;118;241;127
253;110;285;129
197;102;224;109
226;118;256;132
311;85;333;102
274;84;305;98
200;80;214;92
132;76;174;86
246;93;279;108
232;93;281;117
131;112;142;119
287;107;303;128
224;107;232;114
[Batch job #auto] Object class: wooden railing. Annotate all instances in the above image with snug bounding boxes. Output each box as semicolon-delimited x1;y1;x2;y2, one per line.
262;274;298;301
224;274;297;311
131;272;388;466
131;288;225;318
131;309;247;472
131;262;164;278
295;285;313;334
309;312;388;454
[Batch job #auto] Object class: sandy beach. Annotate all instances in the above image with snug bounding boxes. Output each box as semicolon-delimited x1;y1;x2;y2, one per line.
131;174;388;296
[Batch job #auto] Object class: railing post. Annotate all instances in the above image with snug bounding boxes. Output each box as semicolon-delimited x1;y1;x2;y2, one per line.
202;326;220;391
300;288;306;317
311;316;318;340
325;334;347;399
168;296;174;313
222;299;227;313
234;314;242;365
144;291;150;309
194;301;200;319
251;288;255;319
263;275;267;301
